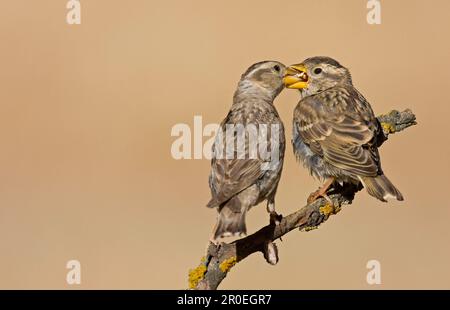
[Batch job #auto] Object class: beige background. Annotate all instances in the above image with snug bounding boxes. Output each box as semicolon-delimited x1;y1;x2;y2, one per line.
0;0;449;289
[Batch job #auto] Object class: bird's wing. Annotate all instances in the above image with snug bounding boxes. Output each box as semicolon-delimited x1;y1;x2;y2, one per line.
293;86;380;177
208;105;283;207
209;156;264;207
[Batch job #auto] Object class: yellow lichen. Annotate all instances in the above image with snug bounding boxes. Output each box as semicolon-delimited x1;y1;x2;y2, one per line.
188;264;207;289
320;203;336;217
381;122;395;134
304;225;319;232
219;256;237;273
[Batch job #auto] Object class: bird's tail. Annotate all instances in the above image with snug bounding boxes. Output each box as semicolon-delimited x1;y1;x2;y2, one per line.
361;174;404;202
212;206;247;240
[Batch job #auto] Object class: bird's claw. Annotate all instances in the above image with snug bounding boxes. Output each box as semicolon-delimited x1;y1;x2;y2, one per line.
269;211;282;226
307;190;334;208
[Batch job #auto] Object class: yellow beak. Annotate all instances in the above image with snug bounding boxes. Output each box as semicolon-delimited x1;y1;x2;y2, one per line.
283;64;308;89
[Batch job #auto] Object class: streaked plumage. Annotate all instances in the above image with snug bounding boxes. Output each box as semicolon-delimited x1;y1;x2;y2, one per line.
284;56;403;202
207;61;286;240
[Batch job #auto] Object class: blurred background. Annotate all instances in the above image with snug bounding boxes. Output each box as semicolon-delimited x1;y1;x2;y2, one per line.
0;0;449;289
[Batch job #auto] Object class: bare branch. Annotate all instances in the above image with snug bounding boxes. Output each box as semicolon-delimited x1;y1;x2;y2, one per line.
188;109;416;290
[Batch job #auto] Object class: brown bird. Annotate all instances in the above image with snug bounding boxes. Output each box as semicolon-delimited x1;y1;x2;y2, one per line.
207;61;286;240
283;56;403;204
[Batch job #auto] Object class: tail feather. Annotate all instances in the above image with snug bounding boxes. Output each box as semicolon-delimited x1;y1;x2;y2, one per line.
361;174;404;202
213;208;247;240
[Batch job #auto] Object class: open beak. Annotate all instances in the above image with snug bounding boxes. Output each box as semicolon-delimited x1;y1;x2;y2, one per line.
283;64;308;89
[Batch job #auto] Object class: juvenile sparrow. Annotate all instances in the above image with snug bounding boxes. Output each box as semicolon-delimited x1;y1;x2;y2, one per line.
283;56;403;204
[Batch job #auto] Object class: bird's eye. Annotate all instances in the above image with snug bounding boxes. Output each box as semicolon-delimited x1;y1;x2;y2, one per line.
313;67;323;75
273;65;281;72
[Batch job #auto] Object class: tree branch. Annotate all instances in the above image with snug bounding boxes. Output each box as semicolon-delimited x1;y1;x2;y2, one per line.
188;109;417;290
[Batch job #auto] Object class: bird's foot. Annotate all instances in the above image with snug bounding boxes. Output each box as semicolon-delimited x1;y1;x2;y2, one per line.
307;190;321;204
266;201;282;226
269;211;282;226
307;177;335;205
307;190;333;204
307;190;335;209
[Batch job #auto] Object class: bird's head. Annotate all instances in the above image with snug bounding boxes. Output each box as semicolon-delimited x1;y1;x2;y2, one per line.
283;56;352;96
238;61;287;99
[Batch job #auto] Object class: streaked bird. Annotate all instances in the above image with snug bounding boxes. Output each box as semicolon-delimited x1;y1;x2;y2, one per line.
207;61;286;240
283;56;403;204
